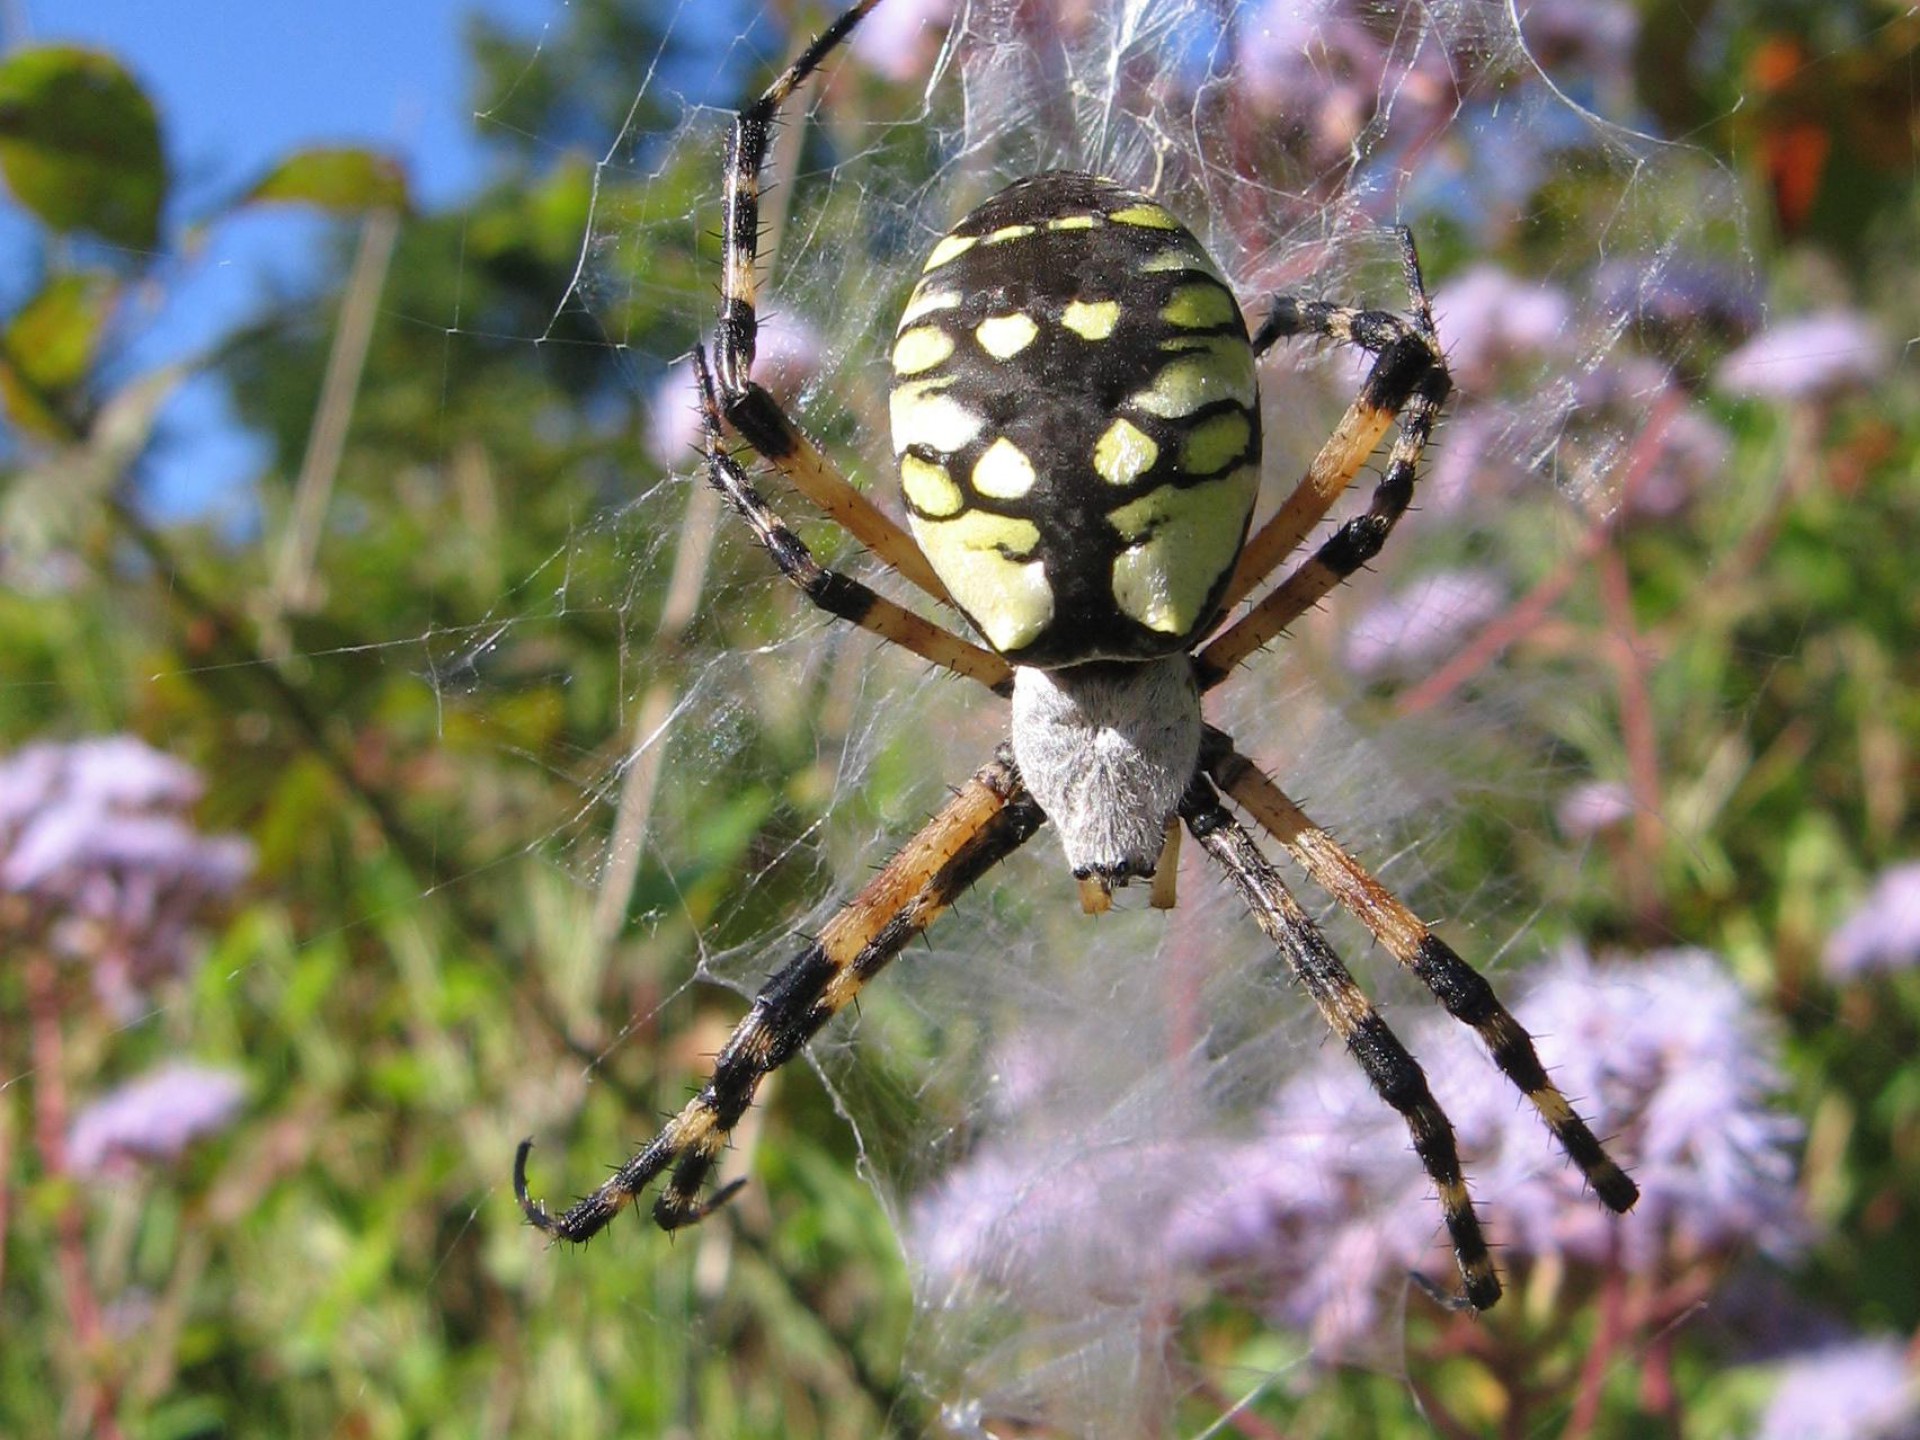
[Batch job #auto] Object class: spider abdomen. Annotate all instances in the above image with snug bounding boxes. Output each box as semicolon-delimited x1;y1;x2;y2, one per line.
890;172;1261;668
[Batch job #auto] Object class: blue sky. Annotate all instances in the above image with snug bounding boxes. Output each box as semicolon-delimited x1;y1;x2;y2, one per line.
23;0;566;514
37;0;564;211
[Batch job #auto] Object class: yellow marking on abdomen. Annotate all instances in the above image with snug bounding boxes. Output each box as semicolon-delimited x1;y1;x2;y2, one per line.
1142;247;1203;273
901;454;964;517
910;510;1052;654
1061;299;1121;341
1163;282;1239;330
890;382;985;453
1109;202;1181;230
900;286;962;327
892;325;955;375
975;313;1040;359
1107;467;1258;634
971;438;1037;500
1180;409;1253;476
1129;336;1258;419
922;233;978;271
1048;214;1100;231
986;223;1036;244
1093;418;1159;485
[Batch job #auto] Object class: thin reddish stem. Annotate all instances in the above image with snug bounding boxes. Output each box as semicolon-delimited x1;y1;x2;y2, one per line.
1563;1236;1628;1440
1597;544;1666;925
1397;391;1684;717
25;954;124;1440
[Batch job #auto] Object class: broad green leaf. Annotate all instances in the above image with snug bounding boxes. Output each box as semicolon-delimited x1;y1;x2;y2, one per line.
240;146;411;216
4;270;116;393
0;270;115;437
0;46;165;249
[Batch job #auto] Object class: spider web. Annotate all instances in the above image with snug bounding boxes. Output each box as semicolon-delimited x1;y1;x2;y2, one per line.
439;0;1742;1430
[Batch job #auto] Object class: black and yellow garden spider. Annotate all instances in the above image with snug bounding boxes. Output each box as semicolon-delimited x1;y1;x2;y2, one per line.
514;0;1638;1313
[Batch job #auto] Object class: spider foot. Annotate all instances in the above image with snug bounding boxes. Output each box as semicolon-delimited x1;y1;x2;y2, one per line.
514;1136;670;1243
1077;875;1113;914
513;1138;560;1235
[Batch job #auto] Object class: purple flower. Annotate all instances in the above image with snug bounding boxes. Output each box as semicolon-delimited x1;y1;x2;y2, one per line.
0;736;200;838
1;737;253;1018
1166;1067;1435;1351
1431;266;1573;389
1167;947;1802;1353
1715;311;1886;401
1340;568;1506;680
67;1063;247;1177
1556;780;1634;838
1513;0;1638;99
1235;2;1389;157
1422;404;1540;516
1555;360;1730;519
911;1135;1219;1313
1595;256;1761;346
1824;863;1920;980
848;0;955;81
1632;405;1731;519
1227;0;1462;185
1758;1337;1919;1440
1477;948;1803;1274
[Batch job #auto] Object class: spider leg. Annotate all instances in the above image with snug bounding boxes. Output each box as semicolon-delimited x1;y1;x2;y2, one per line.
515;747;1045;1243
1200;233;1450;687
710;0;952;605
1180;770;1502;1312
692;348;1013;694
1202;729;1640;1213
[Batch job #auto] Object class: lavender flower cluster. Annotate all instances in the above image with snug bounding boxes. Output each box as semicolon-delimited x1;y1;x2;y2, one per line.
67;1063;248;1178
2;735;253;1019
1556;779;1635;839
1758;1336;1920;1440
1340;567;1507;681
5;737;252;1177
1823;862;1920;981
911;946;1803;1358
1328;252;1887;687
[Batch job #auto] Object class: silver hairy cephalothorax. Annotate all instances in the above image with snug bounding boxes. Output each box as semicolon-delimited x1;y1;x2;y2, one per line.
1010;656;1200;882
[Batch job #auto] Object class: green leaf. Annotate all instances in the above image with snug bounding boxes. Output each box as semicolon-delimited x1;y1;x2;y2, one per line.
0;269;123;442
3;270;115;394
0;46;165;249
240;146;411;216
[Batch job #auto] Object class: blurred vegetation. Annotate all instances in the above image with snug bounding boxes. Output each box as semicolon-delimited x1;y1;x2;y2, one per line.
1;1;1916;1437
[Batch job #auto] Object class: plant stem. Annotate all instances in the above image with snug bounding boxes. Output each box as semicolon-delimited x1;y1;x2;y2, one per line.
25;954;124;1440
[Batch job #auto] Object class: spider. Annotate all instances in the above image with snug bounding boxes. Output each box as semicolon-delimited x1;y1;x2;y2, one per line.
514;0;1638;1312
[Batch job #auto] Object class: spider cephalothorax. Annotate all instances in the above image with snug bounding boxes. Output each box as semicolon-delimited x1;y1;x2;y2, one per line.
515;0;1638;1314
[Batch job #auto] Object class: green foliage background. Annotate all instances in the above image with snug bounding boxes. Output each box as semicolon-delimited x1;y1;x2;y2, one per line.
2;2;1917;1436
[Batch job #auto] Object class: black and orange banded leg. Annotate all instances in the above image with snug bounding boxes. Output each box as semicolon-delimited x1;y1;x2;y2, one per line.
709;0;951;605
1180;771;1502;1311
1204;233;1451;683
515;748;1045;1242
1200;730;1639;1215
692;348;1014;694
